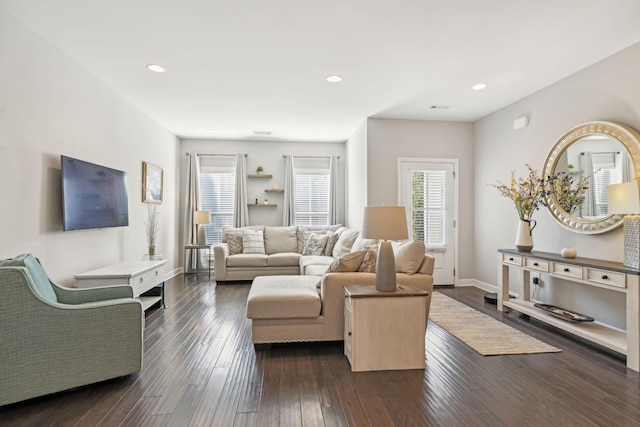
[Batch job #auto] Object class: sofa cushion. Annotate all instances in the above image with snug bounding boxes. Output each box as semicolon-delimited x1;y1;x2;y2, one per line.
243;229;266;254
299;255;333;275
247;275;321;319
226;232;244;255
267;252;301;267
305;264;330;276
332;228;360;258
329;250;367;272
222;225;264;243
297;226;329;253
358;248;378;273
264;226;298;254
303;233;329;256
393;241;426;274
227;254;268;267
0;254;57;302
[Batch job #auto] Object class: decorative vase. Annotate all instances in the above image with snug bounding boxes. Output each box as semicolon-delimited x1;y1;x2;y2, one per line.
148;246;156;255
561;248;577;258
515;219;536;252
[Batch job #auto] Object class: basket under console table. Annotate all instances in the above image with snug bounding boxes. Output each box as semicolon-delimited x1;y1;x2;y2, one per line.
75;260;168;311
497;249;640;371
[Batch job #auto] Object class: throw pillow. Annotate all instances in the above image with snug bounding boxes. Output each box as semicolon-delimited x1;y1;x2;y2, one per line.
358;248;378;273
393;241;426;274
242;229;266;254
226;232;244;255
332;228;360;258
264;226;298;254
329;250;367;272
323;232;340;256
303;233;329;256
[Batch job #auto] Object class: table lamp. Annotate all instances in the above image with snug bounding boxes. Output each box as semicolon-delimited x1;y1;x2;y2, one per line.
607;181;640;268
362;206;409;291
194;210;211;245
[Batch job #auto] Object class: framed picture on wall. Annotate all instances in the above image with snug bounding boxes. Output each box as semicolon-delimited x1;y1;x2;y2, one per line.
142;161;163;204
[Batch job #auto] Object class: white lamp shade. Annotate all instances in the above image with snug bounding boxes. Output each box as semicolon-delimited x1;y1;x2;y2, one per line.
361;206;408;240
194;210;211;225
608;181;640;215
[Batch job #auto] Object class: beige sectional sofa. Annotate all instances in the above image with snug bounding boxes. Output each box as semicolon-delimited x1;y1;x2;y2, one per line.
214;224;435;345
213;224;369;281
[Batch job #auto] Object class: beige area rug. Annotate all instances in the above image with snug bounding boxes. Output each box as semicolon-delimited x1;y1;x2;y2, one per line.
429;292;561;356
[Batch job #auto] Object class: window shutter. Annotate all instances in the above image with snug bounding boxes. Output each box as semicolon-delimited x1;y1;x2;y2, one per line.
410;170;447;247
293;157;330;226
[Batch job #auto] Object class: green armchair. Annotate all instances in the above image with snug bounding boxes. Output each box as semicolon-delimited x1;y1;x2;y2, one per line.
0;254;144;406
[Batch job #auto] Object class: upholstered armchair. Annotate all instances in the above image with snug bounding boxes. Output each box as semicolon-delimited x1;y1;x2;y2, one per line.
0;254;144;406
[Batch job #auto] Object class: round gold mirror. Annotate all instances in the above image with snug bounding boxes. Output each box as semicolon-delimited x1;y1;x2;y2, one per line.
543;121;640;234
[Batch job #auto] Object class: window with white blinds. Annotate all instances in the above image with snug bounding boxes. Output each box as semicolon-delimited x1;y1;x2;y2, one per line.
410;170;447;246
293;157;330;226
199;156;236;244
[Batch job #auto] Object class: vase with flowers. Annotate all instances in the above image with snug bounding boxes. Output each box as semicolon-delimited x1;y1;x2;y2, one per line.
489;164;549;252
145;205;160;255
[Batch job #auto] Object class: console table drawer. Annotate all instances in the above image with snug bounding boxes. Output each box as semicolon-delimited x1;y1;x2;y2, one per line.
131;267;164;296
552;262;583;279
525;258;549;272
502;254;522;266
586;268;626;289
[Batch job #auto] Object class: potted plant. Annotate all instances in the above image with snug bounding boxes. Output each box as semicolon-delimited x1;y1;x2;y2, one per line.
145;205;160;255
256;166;264;174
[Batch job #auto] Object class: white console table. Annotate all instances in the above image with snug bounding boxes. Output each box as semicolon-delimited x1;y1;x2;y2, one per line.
75;260;167;311
497;249;640;371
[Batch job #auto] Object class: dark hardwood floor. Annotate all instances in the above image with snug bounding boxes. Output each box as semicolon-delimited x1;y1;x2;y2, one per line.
2;274;640;426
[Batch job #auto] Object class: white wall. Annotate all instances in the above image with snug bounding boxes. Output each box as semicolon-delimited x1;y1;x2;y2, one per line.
345;120;368;228
179;138;346;236
474;41;640;329
0;9;179;284
365;118;475;279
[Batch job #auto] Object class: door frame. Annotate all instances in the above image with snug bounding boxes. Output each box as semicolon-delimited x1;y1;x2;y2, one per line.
397;157;459;286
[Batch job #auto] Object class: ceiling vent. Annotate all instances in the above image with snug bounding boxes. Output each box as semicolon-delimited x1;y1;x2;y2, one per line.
253;130;272;136
430;105;451;110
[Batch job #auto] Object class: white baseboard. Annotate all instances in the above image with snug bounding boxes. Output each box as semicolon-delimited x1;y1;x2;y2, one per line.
454;278;497;292
165;268;181;280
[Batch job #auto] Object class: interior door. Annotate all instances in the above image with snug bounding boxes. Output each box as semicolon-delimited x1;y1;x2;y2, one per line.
399;159;456;285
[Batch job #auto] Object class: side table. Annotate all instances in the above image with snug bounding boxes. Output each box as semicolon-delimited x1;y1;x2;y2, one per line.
344;284;428;372
184;244;212;279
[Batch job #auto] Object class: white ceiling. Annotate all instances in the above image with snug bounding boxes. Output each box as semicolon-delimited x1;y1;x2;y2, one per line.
3;0;640;142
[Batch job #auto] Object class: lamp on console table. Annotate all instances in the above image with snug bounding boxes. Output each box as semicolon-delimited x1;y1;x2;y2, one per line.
608;181;640;268
362;206;409;292
193;210;211;245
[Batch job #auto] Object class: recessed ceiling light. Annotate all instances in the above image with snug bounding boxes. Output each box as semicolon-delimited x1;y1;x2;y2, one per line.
326;75;343;83
472;83;488;91
309;132;319;137
146;64;166;73
206;129;216;134
430;105;452;110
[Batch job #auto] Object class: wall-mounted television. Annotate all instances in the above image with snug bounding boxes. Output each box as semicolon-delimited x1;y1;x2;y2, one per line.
61;155;129;231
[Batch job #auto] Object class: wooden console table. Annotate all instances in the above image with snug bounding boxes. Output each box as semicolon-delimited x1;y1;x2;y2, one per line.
497;249;640;371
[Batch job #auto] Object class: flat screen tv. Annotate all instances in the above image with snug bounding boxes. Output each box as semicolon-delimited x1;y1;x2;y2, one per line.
61;155;129;231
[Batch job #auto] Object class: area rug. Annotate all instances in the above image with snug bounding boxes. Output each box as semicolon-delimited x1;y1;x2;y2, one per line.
429;292;561;355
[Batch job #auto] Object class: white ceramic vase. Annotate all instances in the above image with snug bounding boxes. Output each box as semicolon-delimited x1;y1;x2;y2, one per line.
515;219;536;252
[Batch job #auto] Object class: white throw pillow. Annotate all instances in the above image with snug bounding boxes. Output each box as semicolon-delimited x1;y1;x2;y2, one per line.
303;233;329;256
242;229;266;254
332;228;360;258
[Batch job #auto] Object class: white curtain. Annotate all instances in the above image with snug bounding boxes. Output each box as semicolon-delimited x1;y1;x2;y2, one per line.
282;155;295;226
234;153;249;227
329;155;338;225
184;153;203;270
